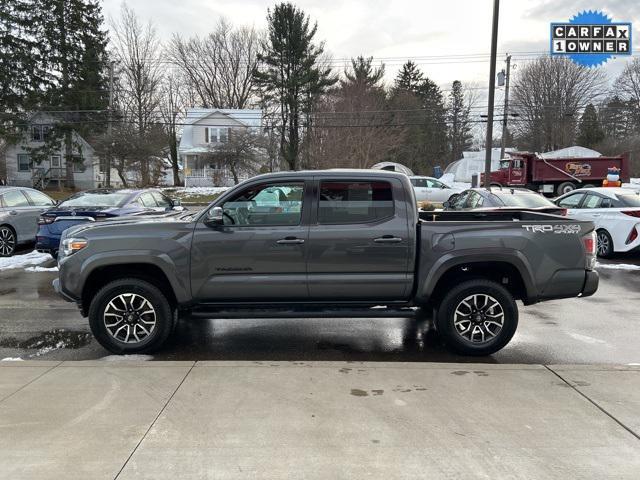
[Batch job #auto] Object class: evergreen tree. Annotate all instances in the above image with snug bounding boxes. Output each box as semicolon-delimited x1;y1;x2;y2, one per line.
29;0;109;188
393;61;423;94
577;103;604;148
341;56;385;90
254;2;336;170
447;80;473;161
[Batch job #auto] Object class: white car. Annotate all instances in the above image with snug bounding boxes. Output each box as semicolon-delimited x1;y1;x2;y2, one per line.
410;176;462;203
554;187;640;257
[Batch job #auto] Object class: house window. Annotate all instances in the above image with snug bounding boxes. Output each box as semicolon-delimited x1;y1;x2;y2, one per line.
206;127;230;144
17;154;32;172
99;157;108;173
31;125;50;142
51;155;61;167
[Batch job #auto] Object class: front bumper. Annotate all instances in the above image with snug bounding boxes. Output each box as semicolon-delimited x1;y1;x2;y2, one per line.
52;277;76;303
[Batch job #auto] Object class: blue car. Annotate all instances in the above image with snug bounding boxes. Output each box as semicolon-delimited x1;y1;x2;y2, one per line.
36;189;183;258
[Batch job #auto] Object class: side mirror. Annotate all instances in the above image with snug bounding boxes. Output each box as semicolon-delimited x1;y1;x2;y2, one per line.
443;201;451;209
204;206;224;227
441;185;447;189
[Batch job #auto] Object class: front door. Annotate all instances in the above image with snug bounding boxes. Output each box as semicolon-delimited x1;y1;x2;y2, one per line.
509;159;526;185
191;181;310;301
307;178;413;300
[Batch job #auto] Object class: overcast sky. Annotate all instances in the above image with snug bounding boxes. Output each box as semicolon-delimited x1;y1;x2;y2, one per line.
101;0;639;96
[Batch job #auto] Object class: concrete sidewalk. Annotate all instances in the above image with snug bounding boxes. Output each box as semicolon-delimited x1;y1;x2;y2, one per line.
1;362;639;479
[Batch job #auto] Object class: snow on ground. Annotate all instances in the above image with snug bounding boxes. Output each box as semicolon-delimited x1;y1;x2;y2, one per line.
596;262;640;271
163;186;229;195
25;266;58;273
1;357;24;361
0;251;51;271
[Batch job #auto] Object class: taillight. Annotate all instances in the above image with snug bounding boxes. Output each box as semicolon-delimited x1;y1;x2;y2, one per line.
583;230;596;270
627;226;639;245
622;211;640;218
38;216;54;225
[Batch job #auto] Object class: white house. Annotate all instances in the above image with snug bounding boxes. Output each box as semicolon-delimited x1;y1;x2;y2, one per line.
178;108;263;187
2;113;122;190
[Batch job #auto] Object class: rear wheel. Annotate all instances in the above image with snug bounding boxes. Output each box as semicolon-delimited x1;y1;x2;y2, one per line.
88;278;174;354
0;226;16;257
596;230;614;258
435;279;518;356
557;182;576;196
582;184;596;189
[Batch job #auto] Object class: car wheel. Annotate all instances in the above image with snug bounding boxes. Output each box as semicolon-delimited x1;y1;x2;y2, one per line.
596;230;614;258
88;278;174;354
435;279;518;356
557;182;576;195
0;226;16;257
582;184;596;189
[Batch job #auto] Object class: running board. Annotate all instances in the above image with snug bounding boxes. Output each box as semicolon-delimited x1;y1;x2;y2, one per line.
189;305;420;320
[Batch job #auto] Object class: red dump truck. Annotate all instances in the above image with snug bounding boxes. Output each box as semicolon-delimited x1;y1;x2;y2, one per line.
478;151;630;196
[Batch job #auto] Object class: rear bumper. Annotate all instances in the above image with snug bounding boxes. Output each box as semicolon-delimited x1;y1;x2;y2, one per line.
35;227;61;253
581;270;599;298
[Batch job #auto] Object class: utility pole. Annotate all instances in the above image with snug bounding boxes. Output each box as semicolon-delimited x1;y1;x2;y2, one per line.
483;0;500;189
499;54;512;161
106;60;114;188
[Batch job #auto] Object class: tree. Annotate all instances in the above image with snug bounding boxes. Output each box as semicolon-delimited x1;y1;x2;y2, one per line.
341;55;385;90
388;61;448;174
204;129;265;184
447;80;473;161
511;56;606;152
576;103;604;148
158;71;184;186
28;0;109;188
110;4;163;186
168;19;260;109
254;2;336;171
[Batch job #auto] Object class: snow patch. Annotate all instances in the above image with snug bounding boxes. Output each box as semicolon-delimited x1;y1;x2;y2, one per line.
25;266;59;272
101;354;154;362
0;251;52;271
596;262;640;271
1;357;24;361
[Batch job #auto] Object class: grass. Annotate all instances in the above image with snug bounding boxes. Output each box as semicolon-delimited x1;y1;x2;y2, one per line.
42;188;77;202
162;189;224;205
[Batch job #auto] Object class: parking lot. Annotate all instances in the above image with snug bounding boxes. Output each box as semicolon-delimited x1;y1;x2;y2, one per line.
2;247;639;365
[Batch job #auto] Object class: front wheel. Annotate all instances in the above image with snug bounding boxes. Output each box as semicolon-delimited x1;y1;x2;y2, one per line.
88;278;174;354
0;226;16;257
435;279;518;356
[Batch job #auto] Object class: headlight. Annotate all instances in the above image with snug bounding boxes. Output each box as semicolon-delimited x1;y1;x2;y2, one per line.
62;238;88;256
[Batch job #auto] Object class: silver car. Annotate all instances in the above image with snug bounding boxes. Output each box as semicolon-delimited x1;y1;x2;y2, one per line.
410;176;463;203
0;187;55;256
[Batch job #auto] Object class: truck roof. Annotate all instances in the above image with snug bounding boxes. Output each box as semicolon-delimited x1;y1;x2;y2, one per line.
245;169;410;182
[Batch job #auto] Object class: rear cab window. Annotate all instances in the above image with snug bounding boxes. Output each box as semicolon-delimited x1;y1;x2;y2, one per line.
318;181;394;224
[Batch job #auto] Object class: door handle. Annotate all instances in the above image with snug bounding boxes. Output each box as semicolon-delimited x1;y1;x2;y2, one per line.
276;237;305;245
374;235;403;243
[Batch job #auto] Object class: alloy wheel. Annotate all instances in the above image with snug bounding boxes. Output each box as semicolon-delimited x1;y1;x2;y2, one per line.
453;294;505;344
597;232;610;257
0;227;16;256
103;293;157;344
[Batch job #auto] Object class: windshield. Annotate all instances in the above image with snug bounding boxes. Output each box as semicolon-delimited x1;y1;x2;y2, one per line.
491;192;554;208
618;193;640;207
59;192;133;208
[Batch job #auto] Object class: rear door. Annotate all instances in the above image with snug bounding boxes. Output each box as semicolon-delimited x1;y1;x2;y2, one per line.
190;180;310;301
307;178;412;300
1;189;40;242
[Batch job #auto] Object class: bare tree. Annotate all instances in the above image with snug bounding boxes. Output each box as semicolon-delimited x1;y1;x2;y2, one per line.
168;19;260;109
511;56;607;152
204;129;265;184
110;4;163;185
158;70;185;186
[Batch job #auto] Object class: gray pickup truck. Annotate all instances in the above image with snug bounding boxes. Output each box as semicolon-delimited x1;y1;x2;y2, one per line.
54;170;599;356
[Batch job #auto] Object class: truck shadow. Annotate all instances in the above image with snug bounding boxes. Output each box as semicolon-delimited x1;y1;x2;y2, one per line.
159;316;500;363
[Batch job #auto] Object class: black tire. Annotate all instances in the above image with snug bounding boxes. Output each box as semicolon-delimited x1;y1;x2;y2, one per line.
0;225;16;257
596;229;614;258
88;278;174;354
435;279;518;356
582;184;596;189
557;182;576;196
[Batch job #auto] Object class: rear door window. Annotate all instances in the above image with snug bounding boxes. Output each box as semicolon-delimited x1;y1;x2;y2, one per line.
25;190;55;207
582;194;603;209
318;181;393;224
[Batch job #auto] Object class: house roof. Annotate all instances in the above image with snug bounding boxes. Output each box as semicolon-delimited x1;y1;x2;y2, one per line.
179;108;263;155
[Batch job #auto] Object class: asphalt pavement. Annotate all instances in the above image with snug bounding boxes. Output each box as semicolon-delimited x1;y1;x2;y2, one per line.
1;249;639;364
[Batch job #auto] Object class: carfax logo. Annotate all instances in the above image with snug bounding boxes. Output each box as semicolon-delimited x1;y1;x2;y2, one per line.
550;10;632;67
